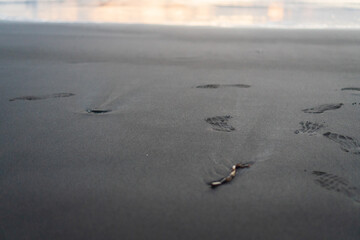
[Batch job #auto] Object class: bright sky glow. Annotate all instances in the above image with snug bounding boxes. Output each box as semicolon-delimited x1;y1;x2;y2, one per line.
0;0;360;28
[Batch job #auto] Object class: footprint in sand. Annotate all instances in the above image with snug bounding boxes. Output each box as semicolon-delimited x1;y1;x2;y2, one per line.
342;87;360;97
9;93;75;101
302;103;343;114
205;115;235;132
294;121;325;136
341;87;360;91
323;132;360;155
196;84;251;89
312;171;360;203
86;109;112;114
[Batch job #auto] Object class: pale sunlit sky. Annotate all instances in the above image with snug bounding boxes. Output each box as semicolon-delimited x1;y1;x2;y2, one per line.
0;0;360;28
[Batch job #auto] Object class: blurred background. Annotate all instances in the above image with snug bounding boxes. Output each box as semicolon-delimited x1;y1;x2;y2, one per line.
0;0;360;27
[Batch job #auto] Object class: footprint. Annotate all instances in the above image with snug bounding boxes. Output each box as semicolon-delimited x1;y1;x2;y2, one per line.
302;103;343;114
196;84;250;89
341;87;360;97
323;132;360;155
86;109;112;114
341;87;360;91
205;115;235;132
294;121;324;135
9;93;75;101
312;171;360;203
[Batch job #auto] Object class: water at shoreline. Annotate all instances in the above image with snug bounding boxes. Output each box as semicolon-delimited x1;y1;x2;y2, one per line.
1;0;360;28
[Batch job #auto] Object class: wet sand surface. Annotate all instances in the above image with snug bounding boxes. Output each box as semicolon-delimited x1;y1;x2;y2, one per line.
0;23;360;240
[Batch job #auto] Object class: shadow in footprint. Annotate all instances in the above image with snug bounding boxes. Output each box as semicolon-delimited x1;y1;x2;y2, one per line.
205;115;235;132
9;93;75;101
341;87;360;91
302;103;343;114
86;109;112;114
295;121;324;136
312;171;360;203
323;132;360;155
196;84;251;89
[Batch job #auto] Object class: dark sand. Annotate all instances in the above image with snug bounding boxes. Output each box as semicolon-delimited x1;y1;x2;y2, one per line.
1;23;360;240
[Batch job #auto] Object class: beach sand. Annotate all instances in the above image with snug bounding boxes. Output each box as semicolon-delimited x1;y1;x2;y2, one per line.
0;23;360;239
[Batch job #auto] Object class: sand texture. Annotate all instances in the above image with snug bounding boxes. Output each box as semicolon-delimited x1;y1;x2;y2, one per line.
0;23;360;240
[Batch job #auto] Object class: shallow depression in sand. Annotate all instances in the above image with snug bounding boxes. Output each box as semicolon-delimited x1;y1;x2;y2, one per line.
85;109;112;114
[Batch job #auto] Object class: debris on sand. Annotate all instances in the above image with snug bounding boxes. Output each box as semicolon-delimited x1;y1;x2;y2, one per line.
210;163;251;188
